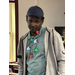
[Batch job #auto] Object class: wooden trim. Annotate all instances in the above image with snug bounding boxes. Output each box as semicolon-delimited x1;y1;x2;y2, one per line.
9;0;15;1
9;0;18;62
15;0;19;62
9;1;15;3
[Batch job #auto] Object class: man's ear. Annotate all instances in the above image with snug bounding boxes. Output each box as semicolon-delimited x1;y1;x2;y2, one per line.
26;17;28;22
41;19;44;25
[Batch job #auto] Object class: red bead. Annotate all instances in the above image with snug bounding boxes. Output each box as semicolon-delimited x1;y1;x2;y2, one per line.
36;31;39;34
30;55;33;58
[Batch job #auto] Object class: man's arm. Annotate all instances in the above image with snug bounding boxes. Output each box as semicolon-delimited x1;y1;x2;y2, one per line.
17;39;23;75
53;29;65;75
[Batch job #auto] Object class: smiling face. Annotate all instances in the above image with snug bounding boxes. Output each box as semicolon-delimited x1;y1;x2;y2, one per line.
26;15;44;33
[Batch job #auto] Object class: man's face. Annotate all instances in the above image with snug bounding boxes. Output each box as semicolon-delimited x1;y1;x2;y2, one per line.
26;15;44;33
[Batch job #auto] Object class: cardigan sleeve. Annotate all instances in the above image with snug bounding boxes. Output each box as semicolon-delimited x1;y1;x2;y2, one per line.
53;29;65;75
17;38;23;75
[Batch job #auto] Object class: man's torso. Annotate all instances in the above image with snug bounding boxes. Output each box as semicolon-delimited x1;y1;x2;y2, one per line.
26;27;47;75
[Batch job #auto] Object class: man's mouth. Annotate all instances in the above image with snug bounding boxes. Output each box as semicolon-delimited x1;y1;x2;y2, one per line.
30;27;37;30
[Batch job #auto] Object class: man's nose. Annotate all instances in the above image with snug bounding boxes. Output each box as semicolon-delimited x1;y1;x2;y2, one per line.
31;22;36;26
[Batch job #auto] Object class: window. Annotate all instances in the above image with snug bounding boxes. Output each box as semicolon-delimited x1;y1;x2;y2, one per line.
9;0;18;62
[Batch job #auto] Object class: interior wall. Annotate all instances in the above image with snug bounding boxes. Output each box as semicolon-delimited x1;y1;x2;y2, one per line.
18;0;65;40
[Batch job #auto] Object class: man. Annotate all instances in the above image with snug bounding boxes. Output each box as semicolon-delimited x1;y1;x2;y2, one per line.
17;6;65;75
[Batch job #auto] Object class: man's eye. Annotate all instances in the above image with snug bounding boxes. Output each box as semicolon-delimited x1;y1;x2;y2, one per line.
35;21;39;23
29;20;32;22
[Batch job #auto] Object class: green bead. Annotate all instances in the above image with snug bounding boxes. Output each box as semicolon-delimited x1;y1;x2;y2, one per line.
34;48;38;52
30;38;34;42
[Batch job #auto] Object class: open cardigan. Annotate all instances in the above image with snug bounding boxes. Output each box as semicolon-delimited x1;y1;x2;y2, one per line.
17;27;65;75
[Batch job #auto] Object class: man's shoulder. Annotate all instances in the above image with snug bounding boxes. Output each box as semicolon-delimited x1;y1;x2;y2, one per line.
20;33;28;41
46;27;54;33
46;27;60;35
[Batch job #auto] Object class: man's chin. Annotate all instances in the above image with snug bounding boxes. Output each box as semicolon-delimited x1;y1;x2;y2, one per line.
30;30;36;33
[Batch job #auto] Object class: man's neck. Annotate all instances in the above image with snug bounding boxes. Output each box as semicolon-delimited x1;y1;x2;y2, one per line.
30;31;37;37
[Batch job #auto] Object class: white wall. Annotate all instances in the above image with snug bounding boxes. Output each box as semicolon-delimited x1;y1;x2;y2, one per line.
18;0;65;39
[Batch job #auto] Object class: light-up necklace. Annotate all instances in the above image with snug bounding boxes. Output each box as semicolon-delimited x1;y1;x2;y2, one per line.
27;30;39;58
